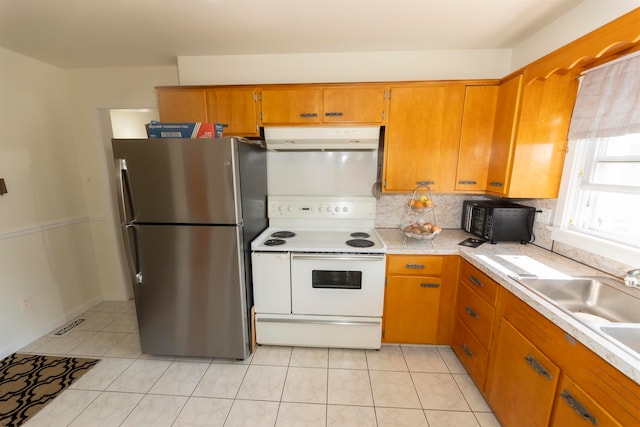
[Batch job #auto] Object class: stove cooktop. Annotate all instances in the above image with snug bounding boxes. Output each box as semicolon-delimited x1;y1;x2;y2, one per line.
251;227;386;253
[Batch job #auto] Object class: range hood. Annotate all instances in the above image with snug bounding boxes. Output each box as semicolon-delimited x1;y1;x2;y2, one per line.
264;126;380;151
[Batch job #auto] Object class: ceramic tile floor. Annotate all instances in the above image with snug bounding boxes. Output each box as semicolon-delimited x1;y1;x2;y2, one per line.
19;300;501;426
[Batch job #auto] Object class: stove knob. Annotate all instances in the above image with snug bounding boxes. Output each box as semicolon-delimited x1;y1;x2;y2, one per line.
343;206;349;212
278;205;285;212
334;206;340;213
318;206;324;212
287;205;294;212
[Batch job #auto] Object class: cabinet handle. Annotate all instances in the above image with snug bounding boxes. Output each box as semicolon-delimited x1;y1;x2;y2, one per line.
469;275;484;288
560;390;598;426
524;354;553;380
299;113;318;118
464;306;479;319
219;123;229;128
458;180;477;185
489;181;504;187
405;264;425;269
324;112;343;117
420;283;440;288
416;180;435;186
461;343;473;358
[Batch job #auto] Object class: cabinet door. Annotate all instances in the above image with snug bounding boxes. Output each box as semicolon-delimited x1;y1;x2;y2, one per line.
322;86;387;123
486;74;523;196
384;84;465;192
157;88;208;123
383;275;441;344
205;88;259;136
551;375;621;427
488;319;560;427
507;73;578;198
455;85;499;192
260;87;322;124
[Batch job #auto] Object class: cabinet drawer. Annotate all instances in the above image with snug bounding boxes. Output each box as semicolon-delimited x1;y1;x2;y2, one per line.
460;260;498;304
452;318;489;390
387;255;443;276
551;375;621;427
456;283;495;349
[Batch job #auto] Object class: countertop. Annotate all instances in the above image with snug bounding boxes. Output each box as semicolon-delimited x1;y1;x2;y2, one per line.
377;227;640;385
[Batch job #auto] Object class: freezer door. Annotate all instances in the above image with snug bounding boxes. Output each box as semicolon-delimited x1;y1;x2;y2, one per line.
112;138;240;224
133;224;249;359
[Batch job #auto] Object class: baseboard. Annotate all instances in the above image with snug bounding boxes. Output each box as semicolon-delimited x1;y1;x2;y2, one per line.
0;295;104;359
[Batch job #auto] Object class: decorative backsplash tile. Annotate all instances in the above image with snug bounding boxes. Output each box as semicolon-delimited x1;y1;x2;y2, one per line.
376;194;631;278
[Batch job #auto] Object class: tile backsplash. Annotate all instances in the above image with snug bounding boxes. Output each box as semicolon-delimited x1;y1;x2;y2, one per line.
376;193;632;279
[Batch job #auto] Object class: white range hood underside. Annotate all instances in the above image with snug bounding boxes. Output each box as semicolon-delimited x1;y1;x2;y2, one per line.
264;126;381;151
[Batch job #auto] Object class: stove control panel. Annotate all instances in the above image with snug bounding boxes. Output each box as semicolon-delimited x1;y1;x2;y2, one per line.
268;196;376;219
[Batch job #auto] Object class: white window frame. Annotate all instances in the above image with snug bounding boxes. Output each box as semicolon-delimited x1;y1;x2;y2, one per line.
550;137;640;266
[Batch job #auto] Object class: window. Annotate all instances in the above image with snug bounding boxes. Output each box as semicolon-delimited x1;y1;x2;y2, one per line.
560;134;640;246
551;52;640;266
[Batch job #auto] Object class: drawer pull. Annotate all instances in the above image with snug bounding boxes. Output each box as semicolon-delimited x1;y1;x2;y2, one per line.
489;181;504;187
524;354;553;380
405;264;425;269
461;343;473;358
324;112;344;117
560;390;598;426
458;180;477;185
464;306;479;319
299;112;318;118
416;180;435;186
420;282;440;288
469;275;483;288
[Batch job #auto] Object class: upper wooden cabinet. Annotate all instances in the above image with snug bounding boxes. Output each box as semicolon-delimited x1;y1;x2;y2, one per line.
260;87;323;124
157;88;208;123
205;88;260;136
322;86;387;123
454;85;499;192
259;85;388;125
486;72;578;198
383;83;465;192
156;87;260;137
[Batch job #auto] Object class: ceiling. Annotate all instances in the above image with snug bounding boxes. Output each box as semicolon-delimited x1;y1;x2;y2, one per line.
0;0;585;69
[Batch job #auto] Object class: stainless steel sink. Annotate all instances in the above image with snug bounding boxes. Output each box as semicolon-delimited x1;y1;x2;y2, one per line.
599;324;640;354
515;276;640;324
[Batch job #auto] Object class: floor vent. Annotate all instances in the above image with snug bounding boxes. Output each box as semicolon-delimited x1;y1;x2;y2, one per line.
52;318;86;336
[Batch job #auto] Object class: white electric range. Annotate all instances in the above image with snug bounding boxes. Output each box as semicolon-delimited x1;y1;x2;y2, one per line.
251;196;387;349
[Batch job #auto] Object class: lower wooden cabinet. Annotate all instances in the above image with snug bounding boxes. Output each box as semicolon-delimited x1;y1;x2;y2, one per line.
487;318;560;427
551;375;621;427
488;287;640;427
383;275;441;343
382;255;458;344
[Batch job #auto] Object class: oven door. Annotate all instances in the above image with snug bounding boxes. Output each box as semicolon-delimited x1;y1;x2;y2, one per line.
290;253;386;316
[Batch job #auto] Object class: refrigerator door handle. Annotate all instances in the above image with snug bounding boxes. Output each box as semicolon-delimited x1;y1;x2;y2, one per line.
116;159;142;285
115;159;135;223
125;224;143;285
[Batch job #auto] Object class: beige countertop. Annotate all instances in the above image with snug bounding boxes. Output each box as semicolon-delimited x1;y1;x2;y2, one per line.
377;227;640;385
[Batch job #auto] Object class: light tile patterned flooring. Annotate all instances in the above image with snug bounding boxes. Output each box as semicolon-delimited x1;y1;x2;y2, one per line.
19;300;500;426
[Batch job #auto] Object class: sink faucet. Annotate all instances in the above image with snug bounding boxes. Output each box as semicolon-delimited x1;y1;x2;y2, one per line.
624;269;640;288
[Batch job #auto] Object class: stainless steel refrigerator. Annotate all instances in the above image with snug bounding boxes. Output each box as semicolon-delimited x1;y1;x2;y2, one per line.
112;137;267;359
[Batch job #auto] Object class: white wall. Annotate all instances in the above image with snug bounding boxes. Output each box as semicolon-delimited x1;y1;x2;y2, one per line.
0;47;102;356
511;0;640;70
178;3;640;86
65;66;179;300
178;49;512;85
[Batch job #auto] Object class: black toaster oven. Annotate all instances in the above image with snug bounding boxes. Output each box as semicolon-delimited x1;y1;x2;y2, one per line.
461;200;536;244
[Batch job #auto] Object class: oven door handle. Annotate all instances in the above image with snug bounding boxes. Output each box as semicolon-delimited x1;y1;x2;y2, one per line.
257;318;381;326
291;254;385;261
